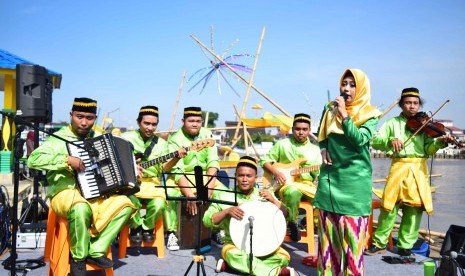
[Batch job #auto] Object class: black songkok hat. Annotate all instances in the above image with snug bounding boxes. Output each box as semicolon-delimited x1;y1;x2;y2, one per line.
139;106;159;118
72;97;97;114
293;113;311;124
183;106;202;119
401;87;420;99
236;156;258;172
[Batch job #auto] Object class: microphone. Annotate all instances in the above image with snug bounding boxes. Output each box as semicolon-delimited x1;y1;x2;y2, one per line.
333;92;349;107
248;216;254;229
450;251;465;262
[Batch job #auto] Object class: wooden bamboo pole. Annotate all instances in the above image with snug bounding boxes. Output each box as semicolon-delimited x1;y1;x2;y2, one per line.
373;219;445;239
190;33;291;117
379;98;400;120
233;26;266;142
169;70;186;133
245;127;261;159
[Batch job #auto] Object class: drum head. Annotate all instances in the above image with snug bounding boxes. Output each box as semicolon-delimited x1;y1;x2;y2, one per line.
229;200;286;257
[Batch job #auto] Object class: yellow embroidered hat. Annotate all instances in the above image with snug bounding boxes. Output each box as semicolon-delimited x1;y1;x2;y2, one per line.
72;97;97;114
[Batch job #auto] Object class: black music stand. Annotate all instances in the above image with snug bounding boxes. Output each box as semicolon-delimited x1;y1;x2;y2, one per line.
0;112;47;274
19;119;49;233
162;166;239;276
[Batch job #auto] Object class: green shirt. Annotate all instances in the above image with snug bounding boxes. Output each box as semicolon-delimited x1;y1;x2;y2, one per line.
168;127;219;182
27;125;97;198
371;113;446;157
314;111;379;216
259;137;322;182
121;130;168;178
203;187;272;244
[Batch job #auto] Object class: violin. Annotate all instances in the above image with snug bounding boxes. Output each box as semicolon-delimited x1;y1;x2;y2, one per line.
406;112;463;147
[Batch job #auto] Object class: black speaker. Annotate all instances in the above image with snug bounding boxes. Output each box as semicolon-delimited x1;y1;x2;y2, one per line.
440;224;465;268
16;64;53;123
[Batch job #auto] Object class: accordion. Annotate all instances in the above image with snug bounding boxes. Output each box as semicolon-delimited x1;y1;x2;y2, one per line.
67;133;139;200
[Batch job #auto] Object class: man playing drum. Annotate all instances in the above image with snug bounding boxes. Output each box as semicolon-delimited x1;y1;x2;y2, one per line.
203;156;295;276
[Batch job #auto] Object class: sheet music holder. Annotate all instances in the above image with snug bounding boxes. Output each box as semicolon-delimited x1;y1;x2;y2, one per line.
161;165;241;276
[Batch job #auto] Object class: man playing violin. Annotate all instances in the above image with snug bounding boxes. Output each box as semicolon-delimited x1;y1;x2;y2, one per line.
121;106;186;247
203;156;295;276
260;113;322;242
365;88;454;258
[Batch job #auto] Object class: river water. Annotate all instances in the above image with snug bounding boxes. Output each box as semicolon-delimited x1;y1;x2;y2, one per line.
372;158;465;234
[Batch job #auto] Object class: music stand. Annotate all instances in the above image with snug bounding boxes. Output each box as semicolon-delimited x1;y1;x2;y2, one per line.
161;166;239;276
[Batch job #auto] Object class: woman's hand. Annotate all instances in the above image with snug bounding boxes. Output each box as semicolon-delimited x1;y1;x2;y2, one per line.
321;149;332;166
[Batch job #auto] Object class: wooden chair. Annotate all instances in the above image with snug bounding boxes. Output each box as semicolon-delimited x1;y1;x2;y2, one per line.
43;208;114;276
366;198;394;250
118;216;165;259
284;201;316;255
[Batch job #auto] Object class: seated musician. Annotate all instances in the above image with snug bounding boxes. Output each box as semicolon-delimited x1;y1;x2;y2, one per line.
27;97;136;276
203;156;295;276
259;113;322;242
165;106;227;250
121;106;186;246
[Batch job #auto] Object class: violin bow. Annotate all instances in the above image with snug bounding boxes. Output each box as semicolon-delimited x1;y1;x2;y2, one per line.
403;99;450;145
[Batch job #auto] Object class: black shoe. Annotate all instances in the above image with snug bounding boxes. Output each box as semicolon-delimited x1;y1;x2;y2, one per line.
130;226;143;246
86;255;114;269
398;248;416;263
364;245;386;256
70;259;86;276
397;248;412;256
288;222;301;242
142;228;155;243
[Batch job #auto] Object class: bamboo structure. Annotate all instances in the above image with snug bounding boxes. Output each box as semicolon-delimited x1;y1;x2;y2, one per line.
190;34;291;118
232;26;266;143
169;70;186;133
379;98;400;120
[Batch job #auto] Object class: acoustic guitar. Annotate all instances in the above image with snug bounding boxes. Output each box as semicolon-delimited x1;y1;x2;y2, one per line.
262;158;320;192
137;139;215;169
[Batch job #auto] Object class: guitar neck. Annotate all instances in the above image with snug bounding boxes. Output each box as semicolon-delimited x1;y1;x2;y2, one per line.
140;146;190;169
290;165;320;176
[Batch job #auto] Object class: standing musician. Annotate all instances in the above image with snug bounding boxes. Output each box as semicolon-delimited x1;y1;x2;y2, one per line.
314;69;381;275
121;106;186;246
260;113;322;242
27;98;136;276
165;106;227;250
203;156;295;276
365;88;454;258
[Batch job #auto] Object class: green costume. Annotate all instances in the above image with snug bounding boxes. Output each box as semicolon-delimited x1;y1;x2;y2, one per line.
314;113;379;217
27;126;135;261
203;187;290;275
259;137;321;222
371;113;447;250
121;130;168;231
165;127;224;232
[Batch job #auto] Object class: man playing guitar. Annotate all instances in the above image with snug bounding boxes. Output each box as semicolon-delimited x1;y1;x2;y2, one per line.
260;113;322;242
121;106;186;248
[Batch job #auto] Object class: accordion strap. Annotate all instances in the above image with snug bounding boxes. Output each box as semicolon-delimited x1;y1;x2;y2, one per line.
143;136;158;159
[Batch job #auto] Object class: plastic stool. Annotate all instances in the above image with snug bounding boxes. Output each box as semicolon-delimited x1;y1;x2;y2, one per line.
118;216;165;259
43;208;114;276
284;201;316;255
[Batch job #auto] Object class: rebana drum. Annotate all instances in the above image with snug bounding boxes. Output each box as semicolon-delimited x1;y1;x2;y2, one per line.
229;200;286;257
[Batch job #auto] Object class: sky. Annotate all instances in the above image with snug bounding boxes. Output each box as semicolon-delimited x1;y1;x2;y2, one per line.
2;1;465;131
